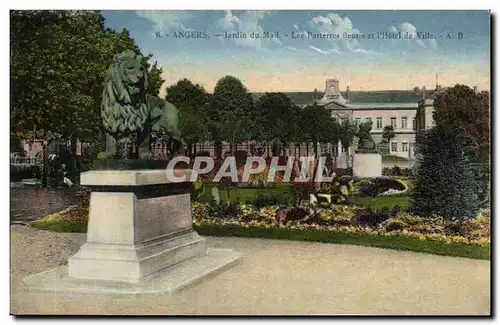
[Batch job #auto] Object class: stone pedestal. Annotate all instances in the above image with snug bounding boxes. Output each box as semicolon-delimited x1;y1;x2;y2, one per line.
23;170;241;296
352;152;382;178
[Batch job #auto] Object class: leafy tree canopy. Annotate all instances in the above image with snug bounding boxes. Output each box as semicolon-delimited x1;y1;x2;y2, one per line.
208;76;254;149
10;10;162;144
166;79;210;149
433;84;490;163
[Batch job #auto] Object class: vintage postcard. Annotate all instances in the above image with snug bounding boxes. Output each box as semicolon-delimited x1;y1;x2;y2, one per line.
10;9;491;316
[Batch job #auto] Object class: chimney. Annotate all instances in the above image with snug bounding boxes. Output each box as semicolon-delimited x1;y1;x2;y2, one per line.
422;86;426;99
346;86;351;103
474;85;478;93
325;79;340;95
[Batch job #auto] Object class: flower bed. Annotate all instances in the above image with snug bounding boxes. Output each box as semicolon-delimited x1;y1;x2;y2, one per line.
193;202;490;248
30;202;490;259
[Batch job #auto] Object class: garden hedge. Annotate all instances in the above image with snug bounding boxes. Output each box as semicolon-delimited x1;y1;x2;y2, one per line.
10;163;41;181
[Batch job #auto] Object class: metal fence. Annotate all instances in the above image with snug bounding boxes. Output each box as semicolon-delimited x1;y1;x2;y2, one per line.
10;155;42;165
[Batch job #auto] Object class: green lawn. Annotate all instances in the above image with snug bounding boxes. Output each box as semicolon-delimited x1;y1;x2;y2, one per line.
31;219;88;233
197;183;295;205
382;155;410;164
351;195;410;210
195;224;489;260
29;217;489;260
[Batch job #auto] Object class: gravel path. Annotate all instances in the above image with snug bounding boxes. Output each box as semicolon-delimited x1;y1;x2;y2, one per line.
10;187;85;223
10;225;490;315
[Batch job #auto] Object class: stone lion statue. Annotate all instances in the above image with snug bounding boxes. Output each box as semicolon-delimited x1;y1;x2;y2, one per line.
101;50;182;158
356;120;376;152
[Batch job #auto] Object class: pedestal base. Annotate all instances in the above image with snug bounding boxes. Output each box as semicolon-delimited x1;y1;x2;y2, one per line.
68;230;207;283
352;153;382;178
23;169;241;296
24;248;242;297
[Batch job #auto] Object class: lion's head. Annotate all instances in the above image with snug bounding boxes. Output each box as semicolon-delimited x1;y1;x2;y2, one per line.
101;50;149;135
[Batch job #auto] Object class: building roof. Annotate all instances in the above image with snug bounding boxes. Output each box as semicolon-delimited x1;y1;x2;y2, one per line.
251;89;435;107
351;103;418;109
251;92;321;107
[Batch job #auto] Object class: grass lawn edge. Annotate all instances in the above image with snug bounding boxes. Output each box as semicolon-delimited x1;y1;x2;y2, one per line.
30;219;88;233
194;224;490;260
28;219;489;260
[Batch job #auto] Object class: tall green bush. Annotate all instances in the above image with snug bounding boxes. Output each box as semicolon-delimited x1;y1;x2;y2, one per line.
410;126;480;221
10;163;41;181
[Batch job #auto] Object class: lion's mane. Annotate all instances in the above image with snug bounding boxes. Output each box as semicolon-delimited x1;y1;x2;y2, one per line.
101;51;149;135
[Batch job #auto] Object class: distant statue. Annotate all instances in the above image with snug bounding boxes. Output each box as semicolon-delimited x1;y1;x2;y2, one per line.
356;120;377;152
101;50;182;159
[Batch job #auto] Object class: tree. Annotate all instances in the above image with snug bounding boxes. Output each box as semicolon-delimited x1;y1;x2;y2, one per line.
10;10;146;180
10;135;25;155
382;125;396;162
166;79;210;157
255;92;296;156
382;125;395;147
301;104;332;158
329;119;341;168
410;125;480;223
338;119;357;166
177;106;208;157
146;61;165;97
287;104;304;157
433;85;490;165
208;76;254;158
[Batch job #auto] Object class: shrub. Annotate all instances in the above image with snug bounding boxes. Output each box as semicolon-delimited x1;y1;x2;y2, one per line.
318;205;357;226
335;168;352;177
239;204;259;222
357;177;406;197
96;151;114;160
401;168;414;178
382;167;414;178
354;208;392;227
411;126;480;222
284;207;311;223
192;180;206;202
357;179;380;197
379;213;443;234
253;195;278;209
384;218;406;232
255;206;281;223
10;163;41;181
391;165;401;176
206;201;242;220
318;173;354;204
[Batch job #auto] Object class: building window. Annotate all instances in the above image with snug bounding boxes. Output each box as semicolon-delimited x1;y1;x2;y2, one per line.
355;118;361;125
376;117;383;129
390;117;397;128
391;142;398;152
341;118;348;124
365;117;372;125
412;117;416;130
341;146;346;153
402;142;409;152
401;117;408;128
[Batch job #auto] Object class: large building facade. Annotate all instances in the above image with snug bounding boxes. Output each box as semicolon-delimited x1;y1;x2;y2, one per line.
314;78;424;168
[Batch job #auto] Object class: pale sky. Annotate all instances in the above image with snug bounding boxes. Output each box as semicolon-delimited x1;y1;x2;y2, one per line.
103;10;491;95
